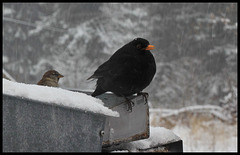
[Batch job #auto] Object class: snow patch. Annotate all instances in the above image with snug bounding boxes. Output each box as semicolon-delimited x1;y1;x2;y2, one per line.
108;126;181;152
3;78;119;117
126;127;181;151
3;7;15;15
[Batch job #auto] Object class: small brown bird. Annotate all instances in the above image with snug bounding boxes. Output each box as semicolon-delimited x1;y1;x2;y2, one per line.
37;70;64;87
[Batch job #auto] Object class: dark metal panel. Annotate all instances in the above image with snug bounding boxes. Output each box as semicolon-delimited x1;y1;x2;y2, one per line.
161;140;183;152
99;93;149;147
137;140;183;152
102;139;183;152
69;90;150;147
3;94;106;152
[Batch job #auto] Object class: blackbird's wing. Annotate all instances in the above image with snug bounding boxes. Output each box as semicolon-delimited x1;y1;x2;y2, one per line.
88;54;142;97
91;56;145;97
87;43;136;80
88;54;143;81
87;60;111;80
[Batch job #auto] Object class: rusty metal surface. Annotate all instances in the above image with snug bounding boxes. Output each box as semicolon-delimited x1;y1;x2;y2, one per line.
69;90;150;147
101;136;183;152
138;140;183;152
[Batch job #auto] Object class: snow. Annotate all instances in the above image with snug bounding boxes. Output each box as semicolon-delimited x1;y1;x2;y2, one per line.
3;78;119;117
150;106;237;152
3;55;9;63
3;7;15;15
108;126;181;152
127;127;181;151
172;119;237;152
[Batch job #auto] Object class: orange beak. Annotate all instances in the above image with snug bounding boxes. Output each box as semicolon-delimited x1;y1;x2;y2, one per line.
145;45;155;50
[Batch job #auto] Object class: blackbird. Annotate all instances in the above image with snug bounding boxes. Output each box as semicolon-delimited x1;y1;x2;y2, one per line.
37;70;64;87
88;38;156;112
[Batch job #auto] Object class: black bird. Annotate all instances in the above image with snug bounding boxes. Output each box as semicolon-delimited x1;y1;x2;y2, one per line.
88;38;156;111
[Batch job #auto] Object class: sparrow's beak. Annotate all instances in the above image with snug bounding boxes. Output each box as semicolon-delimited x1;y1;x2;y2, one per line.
58;74;64;78
145;45;155;50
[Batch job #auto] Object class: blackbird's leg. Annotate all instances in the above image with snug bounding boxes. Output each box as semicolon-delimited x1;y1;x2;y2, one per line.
124;96;135;112
137;92;149;104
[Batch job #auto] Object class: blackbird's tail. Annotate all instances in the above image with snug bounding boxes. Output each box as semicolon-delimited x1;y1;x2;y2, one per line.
91;86;107;97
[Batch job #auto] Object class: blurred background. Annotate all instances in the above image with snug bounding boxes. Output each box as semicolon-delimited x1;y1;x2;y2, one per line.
3;3;237;152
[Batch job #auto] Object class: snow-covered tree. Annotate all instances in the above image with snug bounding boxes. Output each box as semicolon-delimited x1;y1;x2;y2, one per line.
3;3;237;115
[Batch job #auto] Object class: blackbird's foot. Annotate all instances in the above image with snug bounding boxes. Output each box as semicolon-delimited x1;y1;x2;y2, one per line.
137;92;149;104
124;97;135;112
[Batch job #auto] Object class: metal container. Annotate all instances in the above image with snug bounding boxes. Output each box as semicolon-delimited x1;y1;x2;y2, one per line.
74;90;183;152
98;93;149;147
70;90;150;147
3;94;106;152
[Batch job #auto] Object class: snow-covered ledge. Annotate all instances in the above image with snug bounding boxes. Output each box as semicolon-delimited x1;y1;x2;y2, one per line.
3;79;119;117
3;78;118;152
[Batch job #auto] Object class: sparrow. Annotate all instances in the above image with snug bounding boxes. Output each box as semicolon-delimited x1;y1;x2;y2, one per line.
87;38;156;112
37;70;64;87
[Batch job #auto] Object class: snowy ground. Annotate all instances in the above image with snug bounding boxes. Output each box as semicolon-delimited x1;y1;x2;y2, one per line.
171;119;237;152
150;108;237;152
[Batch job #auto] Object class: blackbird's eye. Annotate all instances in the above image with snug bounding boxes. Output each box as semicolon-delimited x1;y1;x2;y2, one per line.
136;44;142;49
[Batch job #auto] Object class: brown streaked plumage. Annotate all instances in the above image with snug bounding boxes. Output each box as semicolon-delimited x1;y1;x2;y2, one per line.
37;70;64;87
